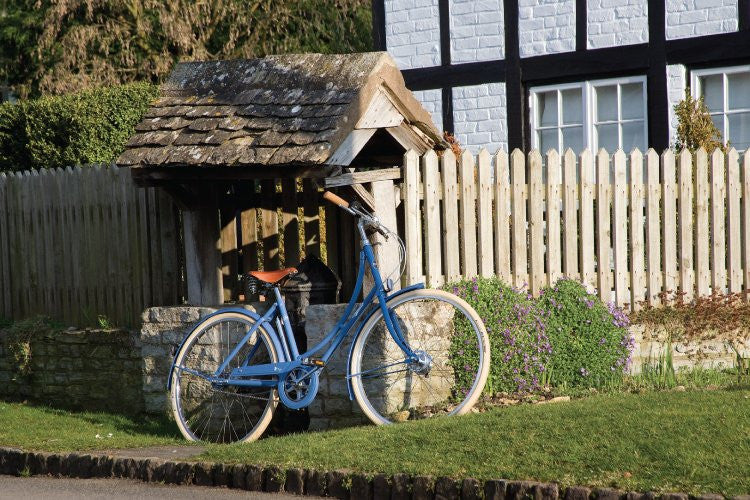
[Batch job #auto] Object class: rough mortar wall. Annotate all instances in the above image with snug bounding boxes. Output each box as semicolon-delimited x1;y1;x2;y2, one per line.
518;0;576;58
450;0;505;63
385;0;441;69
453;83;507;153
587;0;649;49
666;0;738;39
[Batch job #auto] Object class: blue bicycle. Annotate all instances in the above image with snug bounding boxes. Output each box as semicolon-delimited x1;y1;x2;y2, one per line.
169;191;490;443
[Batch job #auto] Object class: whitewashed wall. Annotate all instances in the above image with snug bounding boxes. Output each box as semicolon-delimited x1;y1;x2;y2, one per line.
666;64;688;144
385;0;441;69
388;0;743;152
450;0;505;63
452;83;507;153
518;0;576;57
587;0;649;48
413;89;444;132
666;0;738;39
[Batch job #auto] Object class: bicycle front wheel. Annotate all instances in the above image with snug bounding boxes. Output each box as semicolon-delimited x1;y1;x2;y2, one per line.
170;312;279;443
350;289;490;425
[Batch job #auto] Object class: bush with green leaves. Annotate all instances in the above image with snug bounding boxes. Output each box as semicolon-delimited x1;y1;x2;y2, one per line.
0;82;159;173
446;277;633;394
538;278;634;388
448;277;552;394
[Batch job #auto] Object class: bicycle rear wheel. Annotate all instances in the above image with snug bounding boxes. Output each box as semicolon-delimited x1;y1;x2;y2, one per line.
349;289;490;425
170;312;278;443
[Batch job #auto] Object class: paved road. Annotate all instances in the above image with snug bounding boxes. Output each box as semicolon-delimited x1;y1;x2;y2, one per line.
0;475;319;499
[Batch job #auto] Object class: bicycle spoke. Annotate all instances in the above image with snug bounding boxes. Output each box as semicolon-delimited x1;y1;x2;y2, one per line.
172;314;277;443
352;291;488;424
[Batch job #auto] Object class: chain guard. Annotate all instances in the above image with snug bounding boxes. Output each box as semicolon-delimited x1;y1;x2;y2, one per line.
278;367;320;409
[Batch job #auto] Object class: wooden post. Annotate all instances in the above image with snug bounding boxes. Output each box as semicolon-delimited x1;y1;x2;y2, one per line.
368;179;401;292
184;208;223;305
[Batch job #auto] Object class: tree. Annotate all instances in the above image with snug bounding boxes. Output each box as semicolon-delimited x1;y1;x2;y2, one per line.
0;0;372;98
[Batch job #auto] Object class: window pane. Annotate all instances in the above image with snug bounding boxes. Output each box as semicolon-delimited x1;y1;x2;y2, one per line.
596;123;618;152
728;112;750;151
561;126;584;153
700;74;723;112
622;121;645;153
621;83;644;120
596;85;618;122
711;114;725;138
538;91;558;127
728;72;750;110
561;88;582;125
539;129;558;154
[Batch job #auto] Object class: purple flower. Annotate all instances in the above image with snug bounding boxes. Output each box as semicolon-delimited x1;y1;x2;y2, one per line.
580;367;589;377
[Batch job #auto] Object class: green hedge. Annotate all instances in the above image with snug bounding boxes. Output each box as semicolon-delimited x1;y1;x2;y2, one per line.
0;82;158;173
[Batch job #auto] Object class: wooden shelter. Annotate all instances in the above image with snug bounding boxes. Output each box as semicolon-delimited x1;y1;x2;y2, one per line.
117;52;446;305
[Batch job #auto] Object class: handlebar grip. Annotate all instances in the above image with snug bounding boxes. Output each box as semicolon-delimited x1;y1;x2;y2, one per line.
323;191;350;208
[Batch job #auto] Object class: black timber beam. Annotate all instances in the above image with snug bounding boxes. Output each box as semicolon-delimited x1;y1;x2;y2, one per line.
372;0;387;51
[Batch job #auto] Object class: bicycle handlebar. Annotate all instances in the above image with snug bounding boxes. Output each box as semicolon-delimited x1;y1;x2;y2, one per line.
323;190;389;239
323;191;349;208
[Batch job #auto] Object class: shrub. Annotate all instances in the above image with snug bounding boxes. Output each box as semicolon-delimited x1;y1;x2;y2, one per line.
448;277;552;394
538;279;634;388
0;82;159;173
673;88;727;153
446;277;634;394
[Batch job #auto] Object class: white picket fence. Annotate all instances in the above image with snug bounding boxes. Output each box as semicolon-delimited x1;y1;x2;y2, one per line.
401;147;750;310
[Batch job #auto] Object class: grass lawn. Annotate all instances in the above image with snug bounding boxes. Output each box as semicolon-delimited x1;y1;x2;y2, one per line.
0;402;182;452
201;390;750;496
1;390;749;495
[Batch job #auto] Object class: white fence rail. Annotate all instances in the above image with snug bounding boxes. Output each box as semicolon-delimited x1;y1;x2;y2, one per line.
401;147;750;310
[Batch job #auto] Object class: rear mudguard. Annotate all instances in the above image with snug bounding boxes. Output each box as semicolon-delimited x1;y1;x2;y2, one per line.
166;307;285;391
344;283;425;400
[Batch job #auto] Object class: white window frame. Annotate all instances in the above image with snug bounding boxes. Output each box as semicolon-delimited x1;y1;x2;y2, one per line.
691;64;750;151
529;75;648;153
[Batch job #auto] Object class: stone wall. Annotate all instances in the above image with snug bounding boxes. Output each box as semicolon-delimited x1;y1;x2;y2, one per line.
2;305;748;428
305;304;371;430
0;328;144;415
140;305;261;415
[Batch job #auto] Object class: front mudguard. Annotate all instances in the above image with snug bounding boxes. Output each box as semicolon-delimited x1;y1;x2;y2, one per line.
344;283;425;400
166;307;285;391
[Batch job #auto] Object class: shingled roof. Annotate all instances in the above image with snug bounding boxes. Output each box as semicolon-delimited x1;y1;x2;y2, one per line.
117;52;445;172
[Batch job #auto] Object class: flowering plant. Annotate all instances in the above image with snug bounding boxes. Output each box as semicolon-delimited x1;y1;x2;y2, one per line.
448;277;552;394
447;277;633;394
538;278;634;388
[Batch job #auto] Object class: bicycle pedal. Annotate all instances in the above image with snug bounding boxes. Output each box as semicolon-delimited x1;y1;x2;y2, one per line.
302;357;326;367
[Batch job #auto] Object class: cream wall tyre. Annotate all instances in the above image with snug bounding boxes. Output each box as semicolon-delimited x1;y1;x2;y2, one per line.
349;289;490;425
170;312;279;443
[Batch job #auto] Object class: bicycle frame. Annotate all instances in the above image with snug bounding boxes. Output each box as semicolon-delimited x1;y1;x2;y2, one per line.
168;217;423;396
